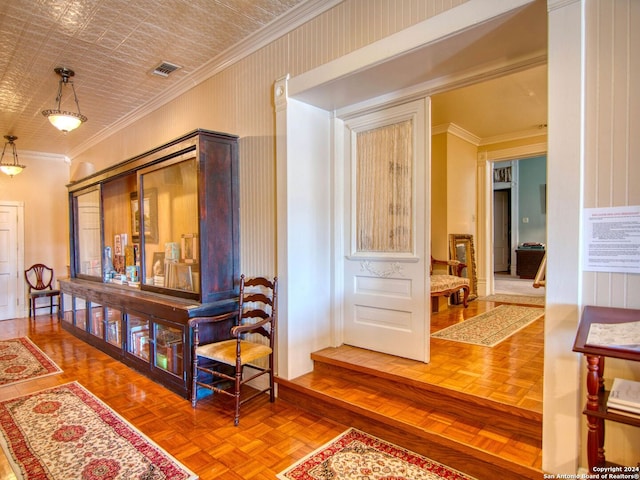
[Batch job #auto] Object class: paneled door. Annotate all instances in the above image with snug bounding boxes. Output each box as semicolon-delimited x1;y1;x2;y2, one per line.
0;203;23;320
342;98;430;362
493;189;511;272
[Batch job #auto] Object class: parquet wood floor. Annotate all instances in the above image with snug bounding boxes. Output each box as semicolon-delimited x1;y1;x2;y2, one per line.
0;296;543;479
278;297;545;478
310;297;544;411
428;298;543;412
0;316;347;480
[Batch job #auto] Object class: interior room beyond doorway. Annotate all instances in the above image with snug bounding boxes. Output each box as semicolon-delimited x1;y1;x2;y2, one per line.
492;155;547;295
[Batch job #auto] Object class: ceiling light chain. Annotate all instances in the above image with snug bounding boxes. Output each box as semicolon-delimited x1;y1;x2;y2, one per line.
0;135;26;177
41;67;88;134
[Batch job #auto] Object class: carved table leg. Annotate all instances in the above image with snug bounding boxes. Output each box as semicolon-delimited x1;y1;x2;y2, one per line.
585;354;605;472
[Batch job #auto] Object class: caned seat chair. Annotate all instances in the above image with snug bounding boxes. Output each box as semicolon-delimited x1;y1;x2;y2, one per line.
189;275;278;425
24;263;61;318
430;256;470;312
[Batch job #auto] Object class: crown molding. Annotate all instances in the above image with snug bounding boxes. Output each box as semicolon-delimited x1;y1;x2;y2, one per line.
432;123;548;150
479;126;548;146
21;150;70;164
432;123;481;145
69;0;343;159
548;0;580;13
481;142;547;162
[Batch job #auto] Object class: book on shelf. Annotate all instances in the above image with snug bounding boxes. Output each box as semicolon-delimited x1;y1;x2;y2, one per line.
585;321;640;351
607;405;640;420
608;401;640;415
607;378;640;412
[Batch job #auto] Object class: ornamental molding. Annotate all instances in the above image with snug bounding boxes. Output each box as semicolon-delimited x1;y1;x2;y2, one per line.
360;261;403;278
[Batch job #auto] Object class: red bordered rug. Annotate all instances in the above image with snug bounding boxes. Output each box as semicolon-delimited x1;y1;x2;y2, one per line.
0;382;198;480
0;337;62;386
277;428;476;480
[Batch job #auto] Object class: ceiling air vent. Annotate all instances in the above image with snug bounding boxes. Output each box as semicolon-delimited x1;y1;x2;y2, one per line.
151;61;181;78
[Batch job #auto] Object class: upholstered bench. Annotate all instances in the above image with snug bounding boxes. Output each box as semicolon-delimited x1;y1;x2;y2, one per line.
430;257;470;312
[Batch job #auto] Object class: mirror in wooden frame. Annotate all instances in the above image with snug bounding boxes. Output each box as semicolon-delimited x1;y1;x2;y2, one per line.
449;233;477;301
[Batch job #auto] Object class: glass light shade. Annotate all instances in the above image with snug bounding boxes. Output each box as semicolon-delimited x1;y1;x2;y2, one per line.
0;164;24;176
43;110;86;133
42;68;88;133
0;135;26;177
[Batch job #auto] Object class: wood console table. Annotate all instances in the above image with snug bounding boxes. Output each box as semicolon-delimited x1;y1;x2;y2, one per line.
572;305;640;472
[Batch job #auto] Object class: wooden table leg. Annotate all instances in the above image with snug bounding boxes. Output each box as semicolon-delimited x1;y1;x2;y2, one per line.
585;354;605;472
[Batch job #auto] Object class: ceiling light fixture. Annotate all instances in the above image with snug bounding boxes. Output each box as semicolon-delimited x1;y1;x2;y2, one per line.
42;67;88;133
0;135;26;177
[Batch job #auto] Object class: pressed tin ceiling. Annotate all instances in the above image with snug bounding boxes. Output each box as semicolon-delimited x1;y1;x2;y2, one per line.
0;0;311;157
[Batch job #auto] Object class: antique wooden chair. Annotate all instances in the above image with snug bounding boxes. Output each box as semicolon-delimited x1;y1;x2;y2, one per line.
189;275;278;425
24;264;61;317
430;256;470;312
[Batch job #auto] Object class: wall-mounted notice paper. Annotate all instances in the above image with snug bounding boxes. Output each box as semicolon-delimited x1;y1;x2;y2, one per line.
583;205;640;274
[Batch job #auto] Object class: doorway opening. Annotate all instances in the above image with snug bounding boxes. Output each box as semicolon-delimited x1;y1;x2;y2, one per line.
491;156;547;297
493;188;512;274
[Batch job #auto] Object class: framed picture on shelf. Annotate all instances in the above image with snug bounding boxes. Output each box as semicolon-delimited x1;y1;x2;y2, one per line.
151;252;165;287
130;189;158;243
165;262;193;291
152;252;165;275
114;234;122;256
181;233;198;263
175;264;193;291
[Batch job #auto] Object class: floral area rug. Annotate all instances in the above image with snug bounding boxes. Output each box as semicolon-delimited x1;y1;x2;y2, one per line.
479;294;545;306
431;305;544;347
0;337;62;386
0;382;198;480
277;428;475;480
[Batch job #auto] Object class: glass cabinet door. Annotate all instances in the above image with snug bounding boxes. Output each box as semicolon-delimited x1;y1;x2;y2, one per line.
106;307;122;347
89;302;104;338
127;314;150;361
61;293;73;324
154;324;184;376
73;187;102;279
90;303;104;338
75;298;87;330
138;158;199;297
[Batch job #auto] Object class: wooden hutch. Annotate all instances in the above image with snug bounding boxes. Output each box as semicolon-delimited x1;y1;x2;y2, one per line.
60;130;240;399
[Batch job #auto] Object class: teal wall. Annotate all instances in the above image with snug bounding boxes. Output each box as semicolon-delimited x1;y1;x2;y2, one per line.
518;155;547;244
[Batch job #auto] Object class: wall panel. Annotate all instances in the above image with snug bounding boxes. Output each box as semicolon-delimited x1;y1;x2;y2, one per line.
582;0;640;468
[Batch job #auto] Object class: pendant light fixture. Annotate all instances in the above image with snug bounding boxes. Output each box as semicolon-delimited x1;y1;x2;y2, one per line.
0;135;26;177
42;67;88;133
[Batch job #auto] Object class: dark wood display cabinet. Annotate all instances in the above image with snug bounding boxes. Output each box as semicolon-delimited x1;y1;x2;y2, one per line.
60;130;240;399
515;248;545;279
572;305;640;473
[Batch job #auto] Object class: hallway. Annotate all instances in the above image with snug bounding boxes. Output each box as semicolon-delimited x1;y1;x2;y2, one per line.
494;274;545;296
0;294;544;479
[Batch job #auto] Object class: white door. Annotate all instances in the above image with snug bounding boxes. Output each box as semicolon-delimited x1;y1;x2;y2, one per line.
342;99;429;362
0;203;22;320
493;189;510;272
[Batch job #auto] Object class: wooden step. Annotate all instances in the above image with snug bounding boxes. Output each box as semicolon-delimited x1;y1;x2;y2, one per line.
276;347;543;480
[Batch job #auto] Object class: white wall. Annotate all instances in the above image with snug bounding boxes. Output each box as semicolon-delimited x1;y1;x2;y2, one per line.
545;2;583;472
0;153;69;315
275;93;333;380
446;133;477;236
579;0;640;466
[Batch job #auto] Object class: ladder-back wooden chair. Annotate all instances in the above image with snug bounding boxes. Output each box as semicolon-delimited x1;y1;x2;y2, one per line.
24;263;61;318
189;275;278;425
